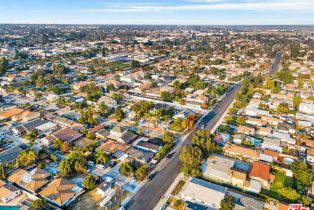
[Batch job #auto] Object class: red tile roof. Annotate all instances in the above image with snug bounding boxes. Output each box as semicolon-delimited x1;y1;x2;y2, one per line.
249;161;270;181
89;124;105;133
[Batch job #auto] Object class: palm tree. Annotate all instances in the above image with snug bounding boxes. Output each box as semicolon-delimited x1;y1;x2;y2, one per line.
96;151;108;164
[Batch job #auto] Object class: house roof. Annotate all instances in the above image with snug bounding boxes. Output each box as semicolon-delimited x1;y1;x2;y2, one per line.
25;179;49;192
136;141;161;151
39;178;76;206
0;146;23;165
249;161;270;181
125;147;154;163
229;169;247;181
111;125;127;134
89;124;105;133
263;149;279;157
0;183;20;198
224;144;260;159
181;178;226;209
0;107;24;119
8;169;27;183
22;119;46;132
96;140;130;154
53;127;83;142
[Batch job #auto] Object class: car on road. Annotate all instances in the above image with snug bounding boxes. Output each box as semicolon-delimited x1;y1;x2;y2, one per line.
166;153;174;159
147;172;157;181
201;124;205;129
109;161;117;168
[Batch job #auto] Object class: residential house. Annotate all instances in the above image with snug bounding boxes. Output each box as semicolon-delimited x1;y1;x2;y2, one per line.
39;178;84;207
180;178;227;209
12;111;40;122
223;144;260;162
277;123;296;135
306;149;314;164
237;125;255;136
261;137;282;153
260;116;283;126
299;102;314;115
125;147;154;164
0;180;21;203
107;125;137;144
51;127;83;142
96;140;131;154
257;127;272;136
249;161;272;189
0;107;24;121
8;168;50;193
97;96;117;107
202;155;261;193
0;146;23;165
246;118;264;127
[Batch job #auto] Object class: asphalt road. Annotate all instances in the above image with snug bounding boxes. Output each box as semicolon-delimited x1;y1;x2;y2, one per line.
125;83;241;210
269;51;282;77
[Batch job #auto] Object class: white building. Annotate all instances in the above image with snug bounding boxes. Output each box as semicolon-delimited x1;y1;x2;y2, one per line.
180;178;227;209
299;102;314;115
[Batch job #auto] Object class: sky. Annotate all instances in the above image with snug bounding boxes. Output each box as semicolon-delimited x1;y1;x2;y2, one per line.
0;0;313;25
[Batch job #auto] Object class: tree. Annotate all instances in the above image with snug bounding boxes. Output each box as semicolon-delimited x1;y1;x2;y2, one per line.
37;162;45;169
83;175;97;190
131;101;154;119
173;80;182;91
59;159;73;177
192;130;220;155
162;131;175;144
301;196;312;206
292;96;302;110
291;161;313;187
16;150;38;167
277;103;289;114
194;80;205;90
236;116;246;125
0;164;6;179
161;91;173;102
114;106;125;121
95;150;108;164
277;68;294;85
179;146;203;177
278;187;300;201
31;199;47;209
132;60;140;68
219;195;234;210
60;142;71;154
182;114;198;129
172;118;184;132
74;159;88;173
120;162;134;177
86;132;96;140
79;109;98;125
135;164;149;181
0;57;9;76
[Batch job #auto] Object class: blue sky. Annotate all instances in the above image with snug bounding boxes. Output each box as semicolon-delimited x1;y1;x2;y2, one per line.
0;0;313;25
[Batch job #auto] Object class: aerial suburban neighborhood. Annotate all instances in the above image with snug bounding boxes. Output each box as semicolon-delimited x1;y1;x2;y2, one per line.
0;22;313;210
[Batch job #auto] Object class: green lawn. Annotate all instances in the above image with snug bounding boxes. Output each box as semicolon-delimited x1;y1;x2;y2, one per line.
104;62;130;70
262;171;300;203
271;172;295;191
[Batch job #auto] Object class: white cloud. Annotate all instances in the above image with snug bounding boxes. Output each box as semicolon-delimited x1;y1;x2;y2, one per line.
80;0;314;13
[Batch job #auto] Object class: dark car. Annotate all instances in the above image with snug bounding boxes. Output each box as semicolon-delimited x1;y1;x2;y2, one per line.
147;172;157;181
166;153;174;159
109;161;117;168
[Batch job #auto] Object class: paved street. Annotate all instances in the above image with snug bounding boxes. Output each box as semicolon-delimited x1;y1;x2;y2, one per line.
125;83;241;210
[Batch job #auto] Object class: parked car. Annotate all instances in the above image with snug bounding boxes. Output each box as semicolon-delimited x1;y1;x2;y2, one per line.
96;164;105;170
109;161;117;168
